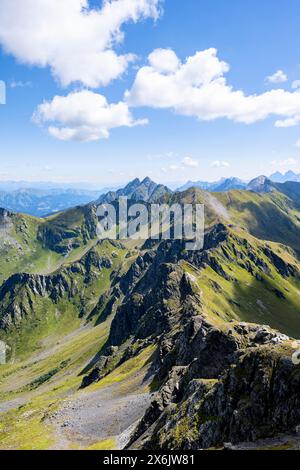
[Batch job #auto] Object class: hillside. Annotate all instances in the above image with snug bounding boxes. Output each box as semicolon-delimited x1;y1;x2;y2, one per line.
1;178;300;450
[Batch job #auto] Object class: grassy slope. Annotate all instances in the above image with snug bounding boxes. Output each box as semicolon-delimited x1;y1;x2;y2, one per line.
0;212;151;449
0;328;154;450
215;190;300;252
0;203;102;283
184;226;300;337
0;321;109;449
170;187;300;252
0;212;53;283
0;240;127;360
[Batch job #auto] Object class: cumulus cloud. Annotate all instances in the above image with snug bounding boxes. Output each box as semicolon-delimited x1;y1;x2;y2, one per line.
0;0;161;88
126;48;300;126
148;48;180;73
266;70;288;84
275;116;300;128
210;160;230;168
33;90;147;142
182;156;199;168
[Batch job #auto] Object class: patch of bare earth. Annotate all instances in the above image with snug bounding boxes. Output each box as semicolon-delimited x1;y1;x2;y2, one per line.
47;366;153;449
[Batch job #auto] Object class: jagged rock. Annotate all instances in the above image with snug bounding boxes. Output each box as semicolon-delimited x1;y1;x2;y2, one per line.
263;247;297;278
254;326;289;345
128;322;297;450
81;356;110;387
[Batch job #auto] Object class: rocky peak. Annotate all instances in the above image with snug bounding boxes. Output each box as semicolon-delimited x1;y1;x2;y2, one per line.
97;177;172;204
247;175;275;193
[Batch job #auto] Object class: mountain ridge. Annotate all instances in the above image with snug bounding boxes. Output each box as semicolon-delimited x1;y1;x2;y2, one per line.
97;177;172;204
1;176;300;449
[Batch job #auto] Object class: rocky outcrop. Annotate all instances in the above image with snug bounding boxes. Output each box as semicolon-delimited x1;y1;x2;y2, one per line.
263;247;297;278
128;321;295;450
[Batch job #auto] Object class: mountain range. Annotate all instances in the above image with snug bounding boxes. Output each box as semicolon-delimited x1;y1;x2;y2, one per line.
0;188;101;217
177;170;300;193
177;176;247;192
1;176;300;450
270;170;300;183
0;171;300;218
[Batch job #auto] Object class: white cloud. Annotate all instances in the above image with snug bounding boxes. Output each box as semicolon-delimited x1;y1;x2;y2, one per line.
126;48;300;126
271;158;297;166
296;140;300;148
0;0;161;88
275;116;300;128
148;48;180;73
210;160;230;168
33;90;147;142
182;156;199;168
266;70;288;84
10;80;32;88
292;80;300;90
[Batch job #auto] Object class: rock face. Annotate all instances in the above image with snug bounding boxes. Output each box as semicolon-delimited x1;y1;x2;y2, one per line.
97;177;172;204
263;247;297;277
127;320;297;450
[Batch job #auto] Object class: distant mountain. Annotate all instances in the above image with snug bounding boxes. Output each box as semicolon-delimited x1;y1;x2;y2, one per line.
213;177;247;192
247;175;275;193
0;188;100;216
97;177;172;204
247;176;300;207
269;170;300;183
178;177;247;192
177;180;214;191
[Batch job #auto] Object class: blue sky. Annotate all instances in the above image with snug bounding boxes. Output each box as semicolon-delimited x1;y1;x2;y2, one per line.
1;0;300;187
